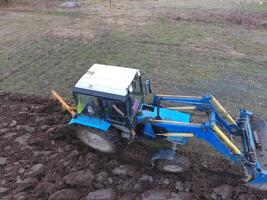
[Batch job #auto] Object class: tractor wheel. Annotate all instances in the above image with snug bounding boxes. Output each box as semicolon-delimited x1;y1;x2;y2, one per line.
76;127;120;153
156;155;190;173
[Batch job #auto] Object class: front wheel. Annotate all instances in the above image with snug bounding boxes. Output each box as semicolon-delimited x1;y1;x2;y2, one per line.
76;128;120;153
156;155;190;173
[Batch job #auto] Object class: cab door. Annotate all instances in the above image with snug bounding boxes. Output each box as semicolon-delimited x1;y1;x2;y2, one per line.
101;99;127;125
75;93;101;118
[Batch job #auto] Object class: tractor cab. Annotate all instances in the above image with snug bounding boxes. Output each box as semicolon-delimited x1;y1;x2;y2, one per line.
71;64;146;132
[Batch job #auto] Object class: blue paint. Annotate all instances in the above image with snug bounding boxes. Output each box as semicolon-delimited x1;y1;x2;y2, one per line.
248;170;267;188
141;104;191;122
69;115;111;132
143;123;156;138
152;95;213;111
139;104;191;144
151;120;238;161
149;95;267;187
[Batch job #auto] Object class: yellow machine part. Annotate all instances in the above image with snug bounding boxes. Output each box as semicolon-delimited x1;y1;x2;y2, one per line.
151;119;241;155
211;124;241;155
51;90;76;118
210;96;237;125
150;119;201;126
167;106;197;111
157;133;194;137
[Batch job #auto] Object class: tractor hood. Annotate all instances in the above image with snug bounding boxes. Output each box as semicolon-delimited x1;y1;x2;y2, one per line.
73;64;140;97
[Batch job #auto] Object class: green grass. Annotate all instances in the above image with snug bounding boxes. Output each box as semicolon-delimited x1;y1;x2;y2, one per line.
0;3;266;118
248;2;267;12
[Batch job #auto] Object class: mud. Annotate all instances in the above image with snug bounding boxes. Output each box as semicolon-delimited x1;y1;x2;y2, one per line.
0;93;267;200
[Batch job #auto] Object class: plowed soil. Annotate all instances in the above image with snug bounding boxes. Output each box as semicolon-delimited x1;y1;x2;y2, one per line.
1;93;267;200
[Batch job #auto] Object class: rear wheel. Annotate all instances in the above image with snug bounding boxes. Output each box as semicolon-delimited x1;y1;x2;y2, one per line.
156;155;190;173
77;128;120;153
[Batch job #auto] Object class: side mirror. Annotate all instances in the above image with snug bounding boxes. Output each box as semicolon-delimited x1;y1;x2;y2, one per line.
145;80;152;94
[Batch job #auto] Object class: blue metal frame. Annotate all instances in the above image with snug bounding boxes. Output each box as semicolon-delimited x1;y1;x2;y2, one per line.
148;94;267;187
68;93;267;188
149;120;238;161
152;95;212;111
248;170;267;189
138;104;191;144
147;95;241;159
69;114;111;132
238;109;267;187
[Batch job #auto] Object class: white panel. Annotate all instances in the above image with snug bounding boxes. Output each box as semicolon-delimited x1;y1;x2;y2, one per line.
75;64;140;96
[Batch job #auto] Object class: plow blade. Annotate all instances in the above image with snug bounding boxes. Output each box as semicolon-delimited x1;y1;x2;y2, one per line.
51;90;77;118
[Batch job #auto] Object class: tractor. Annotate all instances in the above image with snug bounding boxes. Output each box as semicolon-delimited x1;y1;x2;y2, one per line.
52;64;267;189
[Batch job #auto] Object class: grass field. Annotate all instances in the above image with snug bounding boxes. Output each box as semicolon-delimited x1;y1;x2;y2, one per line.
0;0;267;118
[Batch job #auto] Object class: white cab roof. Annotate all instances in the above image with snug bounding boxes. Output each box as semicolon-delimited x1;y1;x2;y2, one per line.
75;64;140;96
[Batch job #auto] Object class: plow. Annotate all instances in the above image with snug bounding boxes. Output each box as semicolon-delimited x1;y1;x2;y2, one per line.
52;64;267;190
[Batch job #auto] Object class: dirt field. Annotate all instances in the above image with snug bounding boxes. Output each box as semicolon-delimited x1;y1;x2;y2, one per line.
0;92;267;200
0;0;267;199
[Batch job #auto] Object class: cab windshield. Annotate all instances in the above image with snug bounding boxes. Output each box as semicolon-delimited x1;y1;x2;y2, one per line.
128;75;143;123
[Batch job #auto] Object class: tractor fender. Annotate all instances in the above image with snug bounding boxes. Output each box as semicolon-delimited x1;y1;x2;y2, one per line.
69;115;111;132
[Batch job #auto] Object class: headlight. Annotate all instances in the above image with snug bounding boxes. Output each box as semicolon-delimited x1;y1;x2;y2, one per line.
128;85;133;93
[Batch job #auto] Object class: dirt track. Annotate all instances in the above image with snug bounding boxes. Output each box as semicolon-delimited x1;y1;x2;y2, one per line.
0;93;267;200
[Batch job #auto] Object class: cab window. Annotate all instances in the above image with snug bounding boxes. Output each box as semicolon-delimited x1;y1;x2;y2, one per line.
76;93;100;117
101;99;127;125
128;76;143;122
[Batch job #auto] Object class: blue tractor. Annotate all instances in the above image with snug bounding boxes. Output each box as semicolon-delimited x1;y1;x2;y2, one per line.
52;64;267;189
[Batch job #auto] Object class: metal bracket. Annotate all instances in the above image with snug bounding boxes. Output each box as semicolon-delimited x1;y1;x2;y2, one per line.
151;148;176;166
